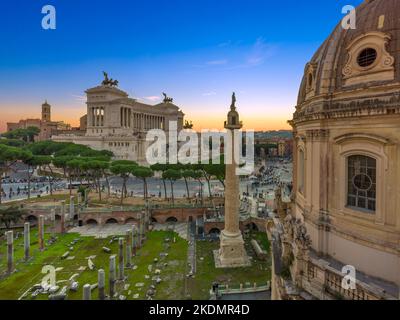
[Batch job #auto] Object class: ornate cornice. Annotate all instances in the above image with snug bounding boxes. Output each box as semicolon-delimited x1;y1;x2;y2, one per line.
334;133;392;145
306;129;330;141
292;94;400;125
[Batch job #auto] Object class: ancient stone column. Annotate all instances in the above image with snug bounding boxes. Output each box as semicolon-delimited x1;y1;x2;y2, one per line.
109;255;116;298
218;93;249;268
139;212;145;247
132;226;137;256
77;193;82;220
6;231;14;274
38;215;45;251
98;269;105;300
51;209;56;236
118;238;124;280
60;201;66;234
24;222;30;261
83;284;91;300
126;230;132;267
144;206;150;231
70;196;75;219
84;189;88;206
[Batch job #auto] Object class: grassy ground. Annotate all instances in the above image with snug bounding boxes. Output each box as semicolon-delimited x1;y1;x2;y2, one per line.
0;229;188;300
0;228;271;300
187;231;271;300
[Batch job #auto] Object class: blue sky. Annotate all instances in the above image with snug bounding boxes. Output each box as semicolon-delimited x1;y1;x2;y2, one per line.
0;0;363;130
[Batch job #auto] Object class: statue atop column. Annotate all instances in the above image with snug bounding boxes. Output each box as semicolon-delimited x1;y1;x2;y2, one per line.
231;92;237;109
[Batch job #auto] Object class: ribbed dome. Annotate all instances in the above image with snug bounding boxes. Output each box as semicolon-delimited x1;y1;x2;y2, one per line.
297;0;400;107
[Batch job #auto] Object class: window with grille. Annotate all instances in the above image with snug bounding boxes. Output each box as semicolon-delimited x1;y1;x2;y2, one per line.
357;48;377;67
347;155;376;212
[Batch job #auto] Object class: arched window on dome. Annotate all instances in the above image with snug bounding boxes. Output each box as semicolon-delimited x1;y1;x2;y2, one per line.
307;73;313;88
298;149;305;195
347;155;376;212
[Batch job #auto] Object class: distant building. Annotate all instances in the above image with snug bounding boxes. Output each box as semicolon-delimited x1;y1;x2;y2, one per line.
53;75;185;163
277;141;286;157
255;137;293;158
6;101;72;141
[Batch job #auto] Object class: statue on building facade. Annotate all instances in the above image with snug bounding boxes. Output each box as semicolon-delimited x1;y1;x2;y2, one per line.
162;92;173;104
102;71;119;87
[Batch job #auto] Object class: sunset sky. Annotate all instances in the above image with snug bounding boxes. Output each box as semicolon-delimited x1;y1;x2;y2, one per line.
0;0;363;132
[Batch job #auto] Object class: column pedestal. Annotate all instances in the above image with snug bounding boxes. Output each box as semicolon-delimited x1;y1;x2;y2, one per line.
214;230;250;268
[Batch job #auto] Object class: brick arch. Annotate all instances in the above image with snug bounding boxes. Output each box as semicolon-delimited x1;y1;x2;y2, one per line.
86;219;98;225
166;216;178;223
26;215;38;224
245;222;259;231
124;217;137;225
209;228;221;235
105;218;118;224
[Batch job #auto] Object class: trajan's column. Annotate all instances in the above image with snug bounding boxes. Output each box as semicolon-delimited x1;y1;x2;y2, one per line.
215;93;250;268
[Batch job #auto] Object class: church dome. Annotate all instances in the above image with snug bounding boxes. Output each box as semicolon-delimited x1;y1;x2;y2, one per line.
294;0;400;123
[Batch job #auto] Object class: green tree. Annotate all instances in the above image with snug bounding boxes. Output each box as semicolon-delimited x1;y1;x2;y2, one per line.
26;140;69;156
192;163;212;199
2;127;40;143
24;155;52;199
181;169;195;200
0;145;32;204
25;127;41;143
110;161;138;204
0;206;27;229
150;163;169;200
67;159;85;187
81;160;110;201
98;160;111;198
0;139;27;147
53;156;74;195
191;170;204;205
204;162;225;188
132;166;154;200
162;169;182;206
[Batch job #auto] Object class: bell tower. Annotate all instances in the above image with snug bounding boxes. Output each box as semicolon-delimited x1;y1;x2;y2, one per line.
42;100;51;122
